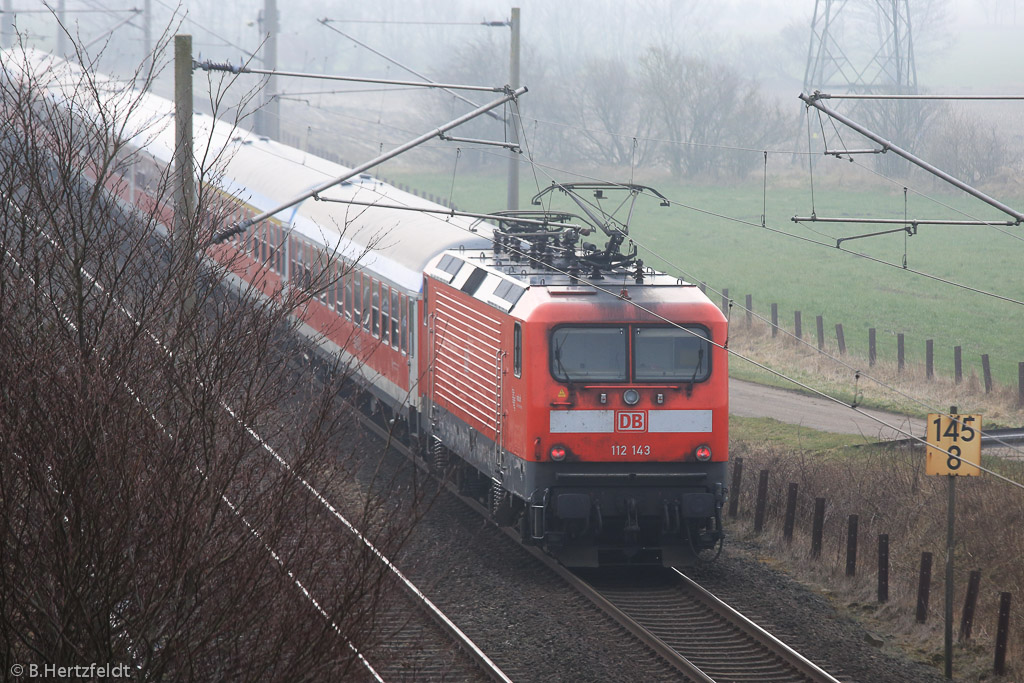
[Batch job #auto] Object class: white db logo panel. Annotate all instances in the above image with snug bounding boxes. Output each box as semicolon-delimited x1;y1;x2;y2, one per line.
616;411;647;432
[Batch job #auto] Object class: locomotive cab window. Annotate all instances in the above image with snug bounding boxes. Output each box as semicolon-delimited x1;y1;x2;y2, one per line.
550;326;627;382
513;322;522;378
633;326;711;382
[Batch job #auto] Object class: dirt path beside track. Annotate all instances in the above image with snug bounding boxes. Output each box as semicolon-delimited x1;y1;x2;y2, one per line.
730;378;926;440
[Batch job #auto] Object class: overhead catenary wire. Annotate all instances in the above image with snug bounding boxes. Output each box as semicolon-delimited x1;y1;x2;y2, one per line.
317;18;502;121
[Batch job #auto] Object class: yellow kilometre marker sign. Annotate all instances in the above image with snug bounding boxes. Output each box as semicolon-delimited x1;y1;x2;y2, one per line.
926;413;982;476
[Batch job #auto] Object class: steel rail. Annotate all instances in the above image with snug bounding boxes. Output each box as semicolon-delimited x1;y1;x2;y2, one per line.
673;569;844;683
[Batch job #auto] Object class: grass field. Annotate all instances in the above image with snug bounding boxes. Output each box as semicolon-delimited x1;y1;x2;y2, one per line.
384;163;1024;393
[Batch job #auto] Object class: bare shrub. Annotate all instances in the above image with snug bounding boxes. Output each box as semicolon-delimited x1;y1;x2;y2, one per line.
0;32;420;679
729;441;1024;677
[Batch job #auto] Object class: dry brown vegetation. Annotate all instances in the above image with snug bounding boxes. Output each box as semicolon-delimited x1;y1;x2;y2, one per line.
728;432;1024;680
0;34;427;679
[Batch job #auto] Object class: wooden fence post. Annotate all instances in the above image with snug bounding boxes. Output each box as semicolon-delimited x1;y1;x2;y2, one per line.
728;458;743;519
983;354;993;393
722;288;730;314
878;534;889;603
835;324;846;354
955;346;963;384
898;333;905;372
926;339;934;380
754;469;769;533
846;514;859;577
811;497;826;558
794;311;802;340
994;592;1012;675
959;570;981;642
816;315;824;351
1018;362;1024;407
771;303;778;338
916;551;933;623
783;483;798;544
869;328;877;366
745;294;752;326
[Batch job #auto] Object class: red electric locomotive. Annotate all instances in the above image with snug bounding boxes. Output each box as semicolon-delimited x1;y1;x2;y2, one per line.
418;184;728;566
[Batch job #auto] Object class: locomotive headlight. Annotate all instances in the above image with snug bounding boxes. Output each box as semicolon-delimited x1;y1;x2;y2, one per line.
623;388;640;405
550;446;567;461
695;445;712;462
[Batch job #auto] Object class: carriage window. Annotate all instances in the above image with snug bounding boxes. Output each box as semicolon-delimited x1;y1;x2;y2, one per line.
345;274;354;320
305;244;314;292
380;285;390;345
289;237;299;287
400;295;408;354
336;268;344;312
371;282;380;338
361;277;372;332
353;275;362;324
550;326;627;382
316;252;327;304
407;299;415;355
633;326;711;382
327;262;337;310
391;290;400;349
272;225;282;274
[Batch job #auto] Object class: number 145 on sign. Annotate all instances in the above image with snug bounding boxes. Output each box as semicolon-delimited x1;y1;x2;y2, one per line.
926;413;982;476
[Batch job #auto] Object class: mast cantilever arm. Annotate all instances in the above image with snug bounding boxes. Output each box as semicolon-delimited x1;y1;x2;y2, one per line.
209;85;527;245
801;91;1024;225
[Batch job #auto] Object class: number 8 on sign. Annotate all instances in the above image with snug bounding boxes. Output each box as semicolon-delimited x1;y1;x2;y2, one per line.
926;414;982;477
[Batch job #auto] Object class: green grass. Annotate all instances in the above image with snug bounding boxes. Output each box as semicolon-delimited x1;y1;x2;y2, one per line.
729;415;870;451
386;168;1024;389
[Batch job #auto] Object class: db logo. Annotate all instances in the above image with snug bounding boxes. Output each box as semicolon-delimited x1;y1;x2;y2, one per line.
616;411;647;432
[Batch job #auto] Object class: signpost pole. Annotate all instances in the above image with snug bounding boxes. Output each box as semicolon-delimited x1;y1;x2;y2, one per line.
925;407;982;680
944;472;955;679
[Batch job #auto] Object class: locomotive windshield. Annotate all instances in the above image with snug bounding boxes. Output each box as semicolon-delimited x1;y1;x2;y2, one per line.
551;327;627;381
634;326;710;381
550;325;710;383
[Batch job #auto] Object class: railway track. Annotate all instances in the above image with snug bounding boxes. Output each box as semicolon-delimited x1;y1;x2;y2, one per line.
357;410;843;683
580;568;845;683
